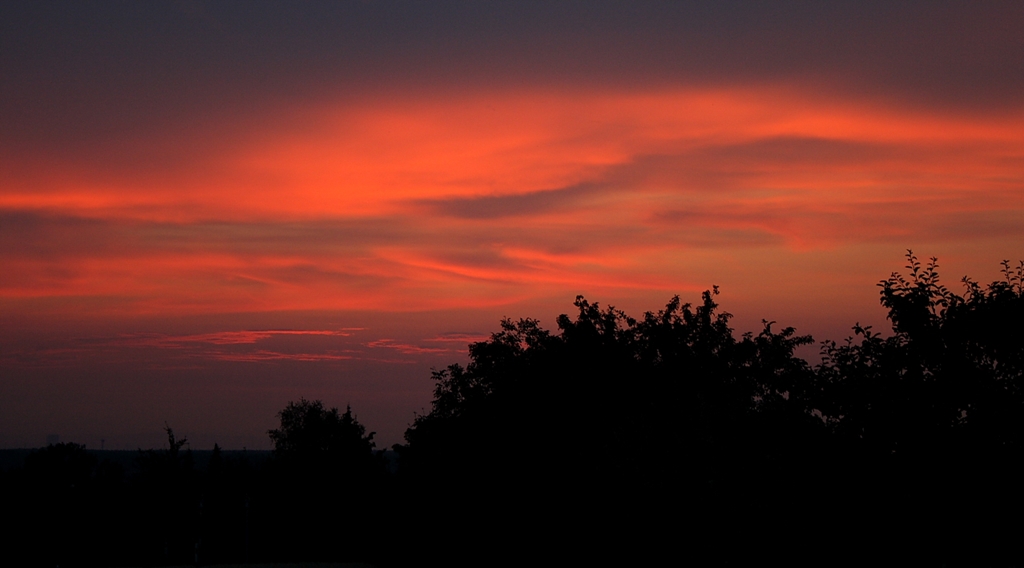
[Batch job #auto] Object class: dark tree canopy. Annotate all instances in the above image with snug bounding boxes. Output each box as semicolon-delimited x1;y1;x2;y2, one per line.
816;254;1024;452
402;287;819;473
269;398;376;457
267;398;382;489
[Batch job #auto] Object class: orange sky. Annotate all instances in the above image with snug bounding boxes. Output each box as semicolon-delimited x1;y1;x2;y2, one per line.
5;86;1021;315
2;2;1022;449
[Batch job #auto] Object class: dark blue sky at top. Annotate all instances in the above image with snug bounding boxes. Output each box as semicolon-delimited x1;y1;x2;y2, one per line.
3;0;1023;157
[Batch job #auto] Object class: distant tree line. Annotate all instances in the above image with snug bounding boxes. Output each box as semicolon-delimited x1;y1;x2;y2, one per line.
2;404;387;567
2;252;1022;566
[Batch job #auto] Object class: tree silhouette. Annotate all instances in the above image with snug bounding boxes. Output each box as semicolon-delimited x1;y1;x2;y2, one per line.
815;252;1024;450
264;399;383;562
268;398;379;476
807;251;1024;564
398;289;824;565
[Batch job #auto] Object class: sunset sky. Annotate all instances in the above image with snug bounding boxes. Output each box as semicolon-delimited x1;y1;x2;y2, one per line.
2;1;1022;450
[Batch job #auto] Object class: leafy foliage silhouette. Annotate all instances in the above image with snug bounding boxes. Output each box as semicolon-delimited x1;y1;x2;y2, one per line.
269;398;377;463
817;252;1024;447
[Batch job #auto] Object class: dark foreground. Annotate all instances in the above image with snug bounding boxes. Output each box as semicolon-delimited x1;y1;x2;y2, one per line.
3;255;1023;567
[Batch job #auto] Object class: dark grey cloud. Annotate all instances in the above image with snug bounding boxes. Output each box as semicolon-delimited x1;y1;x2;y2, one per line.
410;137;929;222
697;136;897;166
0;211;418;259
0;211;133;257
414;181;603;219
650;191;1024;247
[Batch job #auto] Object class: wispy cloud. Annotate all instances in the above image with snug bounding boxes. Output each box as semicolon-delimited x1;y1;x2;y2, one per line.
115;329;358;347
366;339;452;355
202;350;354;362
424;332;491;344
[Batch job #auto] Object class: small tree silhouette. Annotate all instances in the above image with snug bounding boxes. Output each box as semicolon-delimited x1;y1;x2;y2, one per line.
269;398;376;459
